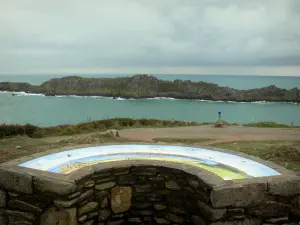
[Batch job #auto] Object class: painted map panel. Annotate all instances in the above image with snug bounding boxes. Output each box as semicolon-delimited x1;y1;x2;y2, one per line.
19;145;281;180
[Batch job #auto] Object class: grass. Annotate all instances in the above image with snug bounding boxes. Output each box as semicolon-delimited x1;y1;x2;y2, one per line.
153;138;213;143
212;140;300;174
2;119;299;140
0;118;198;139
244;121;300;128
0;132;131;163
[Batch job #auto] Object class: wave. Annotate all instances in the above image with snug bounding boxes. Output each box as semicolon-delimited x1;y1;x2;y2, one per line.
146;97;176;100
195;99;298;105
1;91;298;105
0;91;45;97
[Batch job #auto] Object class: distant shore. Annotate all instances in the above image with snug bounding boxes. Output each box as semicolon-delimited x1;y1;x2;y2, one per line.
1;90;300;105
0;74;299;103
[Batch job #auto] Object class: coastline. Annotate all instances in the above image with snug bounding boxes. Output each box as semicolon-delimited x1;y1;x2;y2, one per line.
1;91;299;105
0;75;299;103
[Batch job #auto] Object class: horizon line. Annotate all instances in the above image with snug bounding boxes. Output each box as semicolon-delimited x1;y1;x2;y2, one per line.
1;72;300;77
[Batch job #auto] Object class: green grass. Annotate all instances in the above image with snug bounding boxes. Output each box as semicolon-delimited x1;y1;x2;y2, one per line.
153;138;213;143
244;121;299;128
0;118;198;139
212;140;300;174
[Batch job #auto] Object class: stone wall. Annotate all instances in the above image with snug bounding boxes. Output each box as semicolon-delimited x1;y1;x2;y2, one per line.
0;163;300;225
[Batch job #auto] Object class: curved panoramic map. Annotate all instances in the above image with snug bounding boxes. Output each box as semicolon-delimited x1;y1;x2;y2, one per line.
19;144;281;180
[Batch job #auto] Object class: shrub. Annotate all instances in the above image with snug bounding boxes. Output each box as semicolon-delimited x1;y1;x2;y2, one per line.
0;118;198;139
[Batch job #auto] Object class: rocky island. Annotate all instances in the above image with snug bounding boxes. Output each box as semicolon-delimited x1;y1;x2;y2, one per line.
0;74;299;103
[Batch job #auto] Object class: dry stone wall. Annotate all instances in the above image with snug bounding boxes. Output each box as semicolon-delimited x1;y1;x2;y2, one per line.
0;163;300;225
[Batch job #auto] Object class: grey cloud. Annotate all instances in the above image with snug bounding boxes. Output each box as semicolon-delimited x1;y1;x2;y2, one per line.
0;0;300;74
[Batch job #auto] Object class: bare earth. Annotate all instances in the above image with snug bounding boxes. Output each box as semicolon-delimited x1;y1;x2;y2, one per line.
120;125;300;144
0;125;299;164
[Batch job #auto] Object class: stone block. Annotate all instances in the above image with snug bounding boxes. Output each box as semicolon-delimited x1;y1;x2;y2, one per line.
8;192;20;197
98;210;111;221
54;189;93;208
113;167;130;175
78;215;87;223
10;221;33;225
96;177;116;184
5;210;36;222
95;182;116;191
39;207;73;225
33;176;76;195
169;206;186;215
0;167;33;194
211;218;261;225
192;215;206;225
265;216;289;223
188;178;200;189
210;180;267;208
107;220;124;225
268;176;300;197
0;209;7;225
111;186;132;213
247;201;290;218
84;180;95;188
197;201;226;221
0;189;7;207
154;203;167;211
131;209;154;216
117;174;136;185
132;167;158;175
82;220;94;225
8;200;43;213
67;191;81;199
65;166;94;183
154;217;171;224
132;201;152;210
165;181;181;190
149;192;164;202
95;190;109;205
227;208;245;214
128;217;142;223
87;211;98;219
165;213;184;223
65;208;77;225
148;175;165;182
78;202;99;216
134;184;152;193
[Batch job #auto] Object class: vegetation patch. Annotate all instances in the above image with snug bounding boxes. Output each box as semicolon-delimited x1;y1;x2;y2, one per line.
212;140;300;174
153;137;213;143
244;121;299;128
0;118;198;139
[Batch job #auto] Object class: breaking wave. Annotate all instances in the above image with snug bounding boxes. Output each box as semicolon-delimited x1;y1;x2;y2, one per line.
0;91;298;105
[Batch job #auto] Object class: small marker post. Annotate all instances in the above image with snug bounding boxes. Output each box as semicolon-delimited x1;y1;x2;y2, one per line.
218;110;222;120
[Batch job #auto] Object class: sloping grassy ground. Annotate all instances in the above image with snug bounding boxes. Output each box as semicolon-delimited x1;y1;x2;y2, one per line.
0;132;130;163
2;119;299;140
0;118;198;139
153;138;213;143
244;122;300;128
212;140;300;174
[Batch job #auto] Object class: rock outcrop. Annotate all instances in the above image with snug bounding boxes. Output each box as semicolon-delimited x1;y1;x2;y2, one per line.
0;74;299;102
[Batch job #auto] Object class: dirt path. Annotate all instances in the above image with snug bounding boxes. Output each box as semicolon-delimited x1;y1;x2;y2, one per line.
1;125;299;164
120;125;300;142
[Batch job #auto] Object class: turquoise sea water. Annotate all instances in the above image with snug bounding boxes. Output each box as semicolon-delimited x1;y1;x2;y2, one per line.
0;74;299;126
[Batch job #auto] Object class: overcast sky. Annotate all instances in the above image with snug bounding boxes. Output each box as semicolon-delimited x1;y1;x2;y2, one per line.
0;0;300;76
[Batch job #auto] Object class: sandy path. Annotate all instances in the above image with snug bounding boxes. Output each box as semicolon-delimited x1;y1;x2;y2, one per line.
120;125;300;143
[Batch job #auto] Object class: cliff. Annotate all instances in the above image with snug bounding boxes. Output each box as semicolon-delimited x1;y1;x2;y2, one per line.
0;74;299;102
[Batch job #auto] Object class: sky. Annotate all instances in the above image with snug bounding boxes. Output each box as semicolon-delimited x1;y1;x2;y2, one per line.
0;0;300;76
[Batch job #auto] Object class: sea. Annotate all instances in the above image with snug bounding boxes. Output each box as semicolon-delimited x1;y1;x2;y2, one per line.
0;74;299;126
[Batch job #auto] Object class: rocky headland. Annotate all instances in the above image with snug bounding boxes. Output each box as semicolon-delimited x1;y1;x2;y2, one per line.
0;74;299;102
